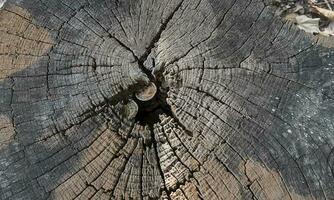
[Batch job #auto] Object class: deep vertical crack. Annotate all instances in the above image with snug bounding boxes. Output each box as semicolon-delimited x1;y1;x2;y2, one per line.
138;0;184;65
9;77;18;140
244;160;257;200
108;0;184;81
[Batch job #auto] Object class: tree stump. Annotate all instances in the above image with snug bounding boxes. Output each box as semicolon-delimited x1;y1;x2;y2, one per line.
1;0;334;199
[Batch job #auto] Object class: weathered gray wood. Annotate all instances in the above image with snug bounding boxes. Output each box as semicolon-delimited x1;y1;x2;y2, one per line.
0;0;334;199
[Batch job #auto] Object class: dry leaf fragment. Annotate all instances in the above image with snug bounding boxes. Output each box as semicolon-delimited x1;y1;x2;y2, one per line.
285;12;298;23
320;21;334;36
0;0;6;8
295;15;321;33
294;3;304;13
311;5;334;21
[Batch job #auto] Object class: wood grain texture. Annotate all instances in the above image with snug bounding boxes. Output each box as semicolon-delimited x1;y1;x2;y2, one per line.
0;0;334;199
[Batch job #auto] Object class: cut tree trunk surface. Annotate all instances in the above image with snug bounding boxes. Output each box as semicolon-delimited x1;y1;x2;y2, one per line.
0;0;334;199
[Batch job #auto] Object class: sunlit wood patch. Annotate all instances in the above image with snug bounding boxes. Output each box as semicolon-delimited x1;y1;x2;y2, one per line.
0;5;53;79
244;159;313;200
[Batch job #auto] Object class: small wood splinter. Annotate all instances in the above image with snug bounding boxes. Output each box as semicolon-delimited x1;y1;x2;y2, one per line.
135;82;157;102
123;99;139;119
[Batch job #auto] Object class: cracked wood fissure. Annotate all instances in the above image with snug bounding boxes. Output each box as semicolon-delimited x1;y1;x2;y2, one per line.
1;0;334;200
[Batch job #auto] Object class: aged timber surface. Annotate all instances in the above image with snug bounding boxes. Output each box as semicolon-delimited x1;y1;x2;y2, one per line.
0;0;334;199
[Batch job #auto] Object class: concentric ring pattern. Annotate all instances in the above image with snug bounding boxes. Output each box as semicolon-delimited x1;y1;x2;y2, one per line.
0;0;334;199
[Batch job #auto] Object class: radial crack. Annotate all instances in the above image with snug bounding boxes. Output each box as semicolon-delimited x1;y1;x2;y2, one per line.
149;125;172;200
138;0;185;65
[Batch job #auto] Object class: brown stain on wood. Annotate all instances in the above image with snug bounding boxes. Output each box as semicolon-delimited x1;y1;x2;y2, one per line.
244;159;313;200
0;5;54;79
